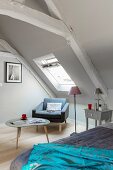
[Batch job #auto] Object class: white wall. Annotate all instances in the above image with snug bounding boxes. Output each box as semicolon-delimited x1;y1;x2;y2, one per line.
0;56;51;123
68;96;95;128
69;92;113;128
107;90;113;110
58;91;96;126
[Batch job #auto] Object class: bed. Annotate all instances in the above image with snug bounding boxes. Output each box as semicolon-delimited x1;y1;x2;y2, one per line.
10;124;113;170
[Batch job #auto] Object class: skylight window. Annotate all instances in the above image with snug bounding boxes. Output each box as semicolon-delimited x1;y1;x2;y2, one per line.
41;58;58;65
34;54;75;91
44;63;74;85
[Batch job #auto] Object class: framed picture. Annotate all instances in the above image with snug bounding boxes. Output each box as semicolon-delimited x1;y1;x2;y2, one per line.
6;62;22;83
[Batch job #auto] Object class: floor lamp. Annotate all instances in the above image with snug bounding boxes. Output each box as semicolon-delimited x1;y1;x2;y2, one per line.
69;86;81;133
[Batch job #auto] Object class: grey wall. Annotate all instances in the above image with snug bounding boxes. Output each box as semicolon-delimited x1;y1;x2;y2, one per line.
69;103;95;130
68;92;96;128
0;55;50;123
107;90;113;110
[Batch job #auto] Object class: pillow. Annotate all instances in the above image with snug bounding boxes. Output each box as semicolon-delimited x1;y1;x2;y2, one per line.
47;103;62;111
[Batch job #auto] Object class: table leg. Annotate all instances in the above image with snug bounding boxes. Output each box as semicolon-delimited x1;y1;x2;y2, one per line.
99;120;102;125
86;118;88;131
59;124;62;132
109;113;112;122
95;120;97;127
36;125;38;132
16;127;21;149
44;126;49;143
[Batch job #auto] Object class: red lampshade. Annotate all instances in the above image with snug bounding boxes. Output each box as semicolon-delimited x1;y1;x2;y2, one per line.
69;86;81;95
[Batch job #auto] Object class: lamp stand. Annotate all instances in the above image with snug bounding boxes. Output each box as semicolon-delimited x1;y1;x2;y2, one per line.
69;86;81;135
96;94;101;110
74;94;76;133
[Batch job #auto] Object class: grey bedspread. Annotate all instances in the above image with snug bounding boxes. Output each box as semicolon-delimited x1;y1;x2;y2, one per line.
10;126;113;170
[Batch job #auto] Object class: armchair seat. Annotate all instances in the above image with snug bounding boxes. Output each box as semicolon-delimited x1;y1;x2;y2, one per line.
37;110;62;115
35;111;62;120
32;98;69;128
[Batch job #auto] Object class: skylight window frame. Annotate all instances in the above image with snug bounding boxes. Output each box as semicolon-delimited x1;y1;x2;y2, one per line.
43;64;75;85
34;54;75;91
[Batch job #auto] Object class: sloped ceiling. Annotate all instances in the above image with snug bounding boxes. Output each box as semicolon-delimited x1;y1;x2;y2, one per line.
52;0;113;89
0;15;95;97
12;0;51;15
24;0;51;15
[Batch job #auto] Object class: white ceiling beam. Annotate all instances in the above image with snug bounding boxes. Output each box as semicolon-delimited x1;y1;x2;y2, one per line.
0;39;55;98
44;0;62;20
0;0;108;96
0;0;70;38
10;0;25;4
69;36;108;97
0;51;16;58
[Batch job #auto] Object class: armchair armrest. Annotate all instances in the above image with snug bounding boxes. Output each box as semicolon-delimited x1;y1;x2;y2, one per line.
61;103;69;120
61;103;69;113
32;102;44;113
32;102;44;117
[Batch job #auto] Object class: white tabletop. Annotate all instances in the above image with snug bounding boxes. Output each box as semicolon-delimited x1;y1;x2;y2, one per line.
5;118;50;128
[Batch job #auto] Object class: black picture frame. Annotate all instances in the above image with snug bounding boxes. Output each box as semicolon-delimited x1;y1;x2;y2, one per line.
6;62;22;83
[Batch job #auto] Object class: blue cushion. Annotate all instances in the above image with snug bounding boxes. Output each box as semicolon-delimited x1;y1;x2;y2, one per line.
43;98;66;110
36;110;61;115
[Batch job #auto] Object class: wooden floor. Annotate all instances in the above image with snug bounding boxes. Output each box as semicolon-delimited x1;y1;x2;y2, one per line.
0;119;85;170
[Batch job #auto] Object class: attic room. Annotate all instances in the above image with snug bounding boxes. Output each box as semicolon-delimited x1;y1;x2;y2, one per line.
1;0;113;169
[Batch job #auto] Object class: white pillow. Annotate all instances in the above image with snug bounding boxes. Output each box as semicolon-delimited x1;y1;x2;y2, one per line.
47;103;62;111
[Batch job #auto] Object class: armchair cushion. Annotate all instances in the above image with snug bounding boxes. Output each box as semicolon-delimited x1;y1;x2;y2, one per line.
36;110;61;115
35;111;62;119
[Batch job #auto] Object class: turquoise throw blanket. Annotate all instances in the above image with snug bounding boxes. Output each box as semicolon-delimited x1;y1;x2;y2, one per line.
22;143;113;170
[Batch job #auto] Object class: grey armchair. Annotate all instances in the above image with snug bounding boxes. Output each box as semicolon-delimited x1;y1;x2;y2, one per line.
32;98;69;131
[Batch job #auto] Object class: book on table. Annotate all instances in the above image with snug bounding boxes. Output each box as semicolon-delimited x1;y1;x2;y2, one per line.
28;118;46;124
